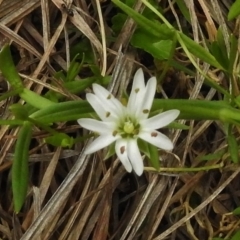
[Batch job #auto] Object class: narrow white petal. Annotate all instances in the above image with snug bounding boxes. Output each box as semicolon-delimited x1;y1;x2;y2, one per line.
92;84;125;115
127;139;144;176
92;83;110;96
137;77;157;119
138;131;174;150
141;110;180;130
84;134;119;154
115;139;132;173
86;93;118;121
77;118;114;133
127;68;146;116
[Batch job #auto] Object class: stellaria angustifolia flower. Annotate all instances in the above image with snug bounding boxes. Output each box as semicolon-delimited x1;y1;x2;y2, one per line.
78;68;180;176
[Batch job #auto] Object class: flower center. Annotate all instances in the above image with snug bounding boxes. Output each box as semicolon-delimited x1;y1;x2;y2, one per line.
117;117;140;138
123;121;134;134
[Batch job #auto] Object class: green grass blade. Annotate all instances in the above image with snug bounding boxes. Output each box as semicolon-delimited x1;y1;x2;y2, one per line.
30;100;93;123
0;45;23;90
12;121;32;213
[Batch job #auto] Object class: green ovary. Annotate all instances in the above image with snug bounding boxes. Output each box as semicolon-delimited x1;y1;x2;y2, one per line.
123;121;134;133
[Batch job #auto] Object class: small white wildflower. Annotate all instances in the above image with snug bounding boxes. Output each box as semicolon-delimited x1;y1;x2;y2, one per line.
78;68;180;176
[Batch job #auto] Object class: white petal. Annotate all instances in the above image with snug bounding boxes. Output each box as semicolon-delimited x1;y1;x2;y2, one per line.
115;139;132;173
92;84;124;114
138;131;174;150
141;110;180;130
127;139;144;176
86;93;118;122
84;134;120;154
127;68;146;116
77;118;114;133
137;77;156;119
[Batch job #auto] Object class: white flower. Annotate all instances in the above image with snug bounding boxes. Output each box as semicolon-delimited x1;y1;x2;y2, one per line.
78;68;180;176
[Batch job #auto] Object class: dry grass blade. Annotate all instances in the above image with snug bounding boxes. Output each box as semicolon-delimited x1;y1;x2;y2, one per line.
21;148;91;240
0;0;239;239
153;169;240;239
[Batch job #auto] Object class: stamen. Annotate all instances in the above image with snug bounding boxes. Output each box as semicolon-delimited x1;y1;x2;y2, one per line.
143;109;149;114
106;112;111;117
107;94;112;99
120;146;125;154
151;132;158;137
135;88;140;93
112;130;118;136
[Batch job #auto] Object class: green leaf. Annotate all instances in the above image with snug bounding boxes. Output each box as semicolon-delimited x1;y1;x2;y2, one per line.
70;39;95;64
227;125;239;163
104;143;116;160
231;230;240;240
10;104;29;120
45;77;97;101
45;133;74;148
228;34;238;73
131;30;173;60
0;119;24;126
0;45;23;90
138;138;150;159
112;0;174;39
175;0;190;23
209;41;228;70
152;99;227;121
178;32;224;70
12;121;32;213
0;88;22;102
147;143;159;171
29;100;93;123
167;121;189;130
20;88;54;109
66;54;83;82
232;207;240;215
228;0;240;20
196;149;225;161
112;13;128;33
63;77;97;94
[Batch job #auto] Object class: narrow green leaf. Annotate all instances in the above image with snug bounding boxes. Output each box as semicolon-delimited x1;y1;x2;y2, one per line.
152;99;229;121
175;0;190;23
30;100;93;123
228;0;240;20
216;28;228;63
66;54;82;82
20;88;54;109
131;30;173;60
138;138;150;159
148;143;159;171
0;45;23;90
0;119;24;126
104;143;116;160
12;121;32;213
167;121;190;130
112;0;174;39
232;207;240;216
231;229;240;240
10;104;29;120
0;88;22;102
196;149;225;161
45;133;74;148
228;34;238;73
178;32;224;70
209;41;228;69
227;125;239;163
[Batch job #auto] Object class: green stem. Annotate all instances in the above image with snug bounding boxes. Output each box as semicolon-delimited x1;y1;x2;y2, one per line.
145;163;223;173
